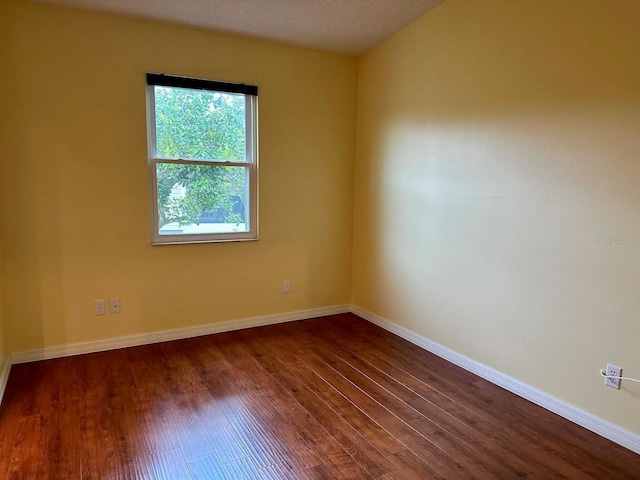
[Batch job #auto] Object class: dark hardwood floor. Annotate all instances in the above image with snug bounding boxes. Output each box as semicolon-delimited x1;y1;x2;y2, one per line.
1;313;639;479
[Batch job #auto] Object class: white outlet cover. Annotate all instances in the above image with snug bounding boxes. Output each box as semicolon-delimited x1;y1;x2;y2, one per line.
605;364;622;390
109;298;121;314
95;299;106;316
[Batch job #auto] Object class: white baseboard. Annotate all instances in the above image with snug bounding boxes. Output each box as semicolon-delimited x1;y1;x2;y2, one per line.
0;356;11;405
10;304;350;365
351;305;640;456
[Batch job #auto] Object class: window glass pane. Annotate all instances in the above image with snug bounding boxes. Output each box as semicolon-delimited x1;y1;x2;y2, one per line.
154;86;247;162
156;164;248;235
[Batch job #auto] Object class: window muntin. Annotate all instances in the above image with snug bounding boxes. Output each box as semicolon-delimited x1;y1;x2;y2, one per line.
146;74;258;244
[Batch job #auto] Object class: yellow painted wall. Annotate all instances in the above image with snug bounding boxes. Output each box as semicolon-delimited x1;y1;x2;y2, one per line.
0;0;357;353
0;9;8;373
0;254;5;371
353;0;640;434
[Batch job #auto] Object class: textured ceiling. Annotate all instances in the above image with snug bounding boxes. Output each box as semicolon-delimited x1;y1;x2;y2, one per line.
33;0;444;55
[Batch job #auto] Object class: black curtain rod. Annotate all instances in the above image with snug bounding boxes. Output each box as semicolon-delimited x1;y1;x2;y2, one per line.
146;73;258;96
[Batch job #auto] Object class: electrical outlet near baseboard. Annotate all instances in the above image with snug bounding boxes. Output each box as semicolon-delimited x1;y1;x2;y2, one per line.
604;364;622;390
109;298;121;314
94;299;106;316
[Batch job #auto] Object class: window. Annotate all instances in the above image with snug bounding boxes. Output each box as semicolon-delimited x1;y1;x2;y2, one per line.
146;73;258;244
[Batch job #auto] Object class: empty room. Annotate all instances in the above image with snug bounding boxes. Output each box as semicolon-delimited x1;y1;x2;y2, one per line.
1;0;639;478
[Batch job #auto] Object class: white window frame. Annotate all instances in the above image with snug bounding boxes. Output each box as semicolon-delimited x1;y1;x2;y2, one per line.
146;74;259;245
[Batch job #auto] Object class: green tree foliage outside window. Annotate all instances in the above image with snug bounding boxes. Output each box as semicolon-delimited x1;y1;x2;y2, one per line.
154;86;247;228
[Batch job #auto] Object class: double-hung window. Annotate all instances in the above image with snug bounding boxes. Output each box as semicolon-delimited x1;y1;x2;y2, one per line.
146;73;258;244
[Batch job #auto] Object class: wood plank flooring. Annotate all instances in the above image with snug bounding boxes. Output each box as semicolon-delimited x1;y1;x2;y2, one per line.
1;313;639;479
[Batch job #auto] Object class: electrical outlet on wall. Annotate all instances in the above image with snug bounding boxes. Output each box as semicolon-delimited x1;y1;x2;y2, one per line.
109;298;121;314
604;364;622;390
283;280;291;294
95;299;106;316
